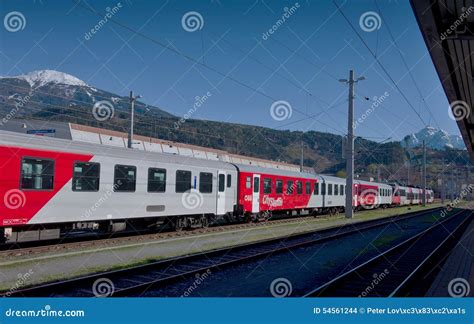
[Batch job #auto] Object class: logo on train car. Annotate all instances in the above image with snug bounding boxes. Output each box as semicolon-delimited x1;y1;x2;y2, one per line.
3;218;28;226
262;196;283;207
359;188;379;209
244;195;252;202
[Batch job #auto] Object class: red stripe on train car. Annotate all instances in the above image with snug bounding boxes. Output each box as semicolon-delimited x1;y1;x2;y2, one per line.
0;145;93;227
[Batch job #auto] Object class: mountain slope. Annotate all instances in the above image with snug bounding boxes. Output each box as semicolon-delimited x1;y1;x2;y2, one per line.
401;126;465;150
0;70;174;120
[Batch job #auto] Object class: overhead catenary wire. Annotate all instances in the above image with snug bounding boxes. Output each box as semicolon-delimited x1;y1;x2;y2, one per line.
373;0;441;130
332;0;428;128
73;0;347;135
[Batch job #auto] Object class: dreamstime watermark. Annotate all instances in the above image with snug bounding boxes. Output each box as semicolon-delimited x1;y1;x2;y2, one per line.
3;189;27;210
92;100;115;121
174;91;212;130
4;269;34;297
448;278;470;297
181;189;204;210
0;95;31;127
440;6;474;41
181;11;204;32
82;181;121;219
92;278;115;297
353;91;389;129
5;305;85;318
448;100;471;121
359;11;381;32
270;100;292;121
359;188;380;210
181;269;212;297
262;3;300;40
84;2;123;40
359;269;389;297
4;11;26;32
440;184;473;217
270;277;292;297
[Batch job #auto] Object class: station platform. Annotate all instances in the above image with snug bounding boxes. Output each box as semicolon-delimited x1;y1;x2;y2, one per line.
426;215;473;297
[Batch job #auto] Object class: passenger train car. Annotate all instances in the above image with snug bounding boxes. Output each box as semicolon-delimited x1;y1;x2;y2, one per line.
0;130;434;243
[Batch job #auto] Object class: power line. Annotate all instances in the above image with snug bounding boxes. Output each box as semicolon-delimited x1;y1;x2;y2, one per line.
373;0;441;130
74;0;347;135
332;0;427;127
267;36;341;81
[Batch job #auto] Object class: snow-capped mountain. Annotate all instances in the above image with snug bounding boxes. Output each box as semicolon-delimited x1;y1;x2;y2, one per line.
0;69;173;119
12;70;88;88
402;126;466;150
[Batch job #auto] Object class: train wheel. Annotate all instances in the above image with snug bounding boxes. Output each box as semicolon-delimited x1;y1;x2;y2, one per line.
174;217;186;232
201;215;209;228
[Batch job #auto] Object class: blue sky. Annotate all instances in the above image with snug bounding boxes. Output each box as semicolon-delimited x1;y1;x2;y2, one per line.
0;0;458;140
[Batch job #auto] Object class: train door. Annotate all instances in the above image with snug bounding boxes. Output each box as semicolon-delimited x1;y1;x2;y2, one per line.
252;174;261;213
217;171;226;215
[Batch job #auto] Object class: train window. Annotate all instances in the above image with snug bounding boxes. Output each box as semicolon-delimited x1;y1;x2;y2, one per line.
219;174;225;192
73;162;100;192
340;185;344;196
263;178;272;194
296;181;303;195
334;184;339;195
246;176;251;189
148;168;166;193
21;158;54;190
253;177;260;193
276;180;283;194
328;184;333;195
314;182;319;195
321;183;326;195
176;170;192;193
227;174;232;188
114;165;136;192
287;180;294;195
199;172;213;193
306;182;311;194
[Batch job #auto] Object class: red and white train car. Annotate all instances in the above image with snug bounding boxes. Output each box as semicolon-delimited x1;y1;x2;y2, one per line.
0;130;435;243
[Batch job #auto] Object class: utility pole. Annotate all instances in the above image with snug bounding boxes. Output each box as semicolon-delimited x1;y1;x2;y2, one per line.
300;140;304;172
422;140;426;206
406;158;410;185
441;159;446;204
377;165;381;182
128;91;142;149
340;70;365;219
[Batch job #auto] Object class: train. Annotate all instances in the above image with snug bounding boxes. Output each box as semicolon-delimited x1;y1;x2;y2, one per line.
0;130;434;243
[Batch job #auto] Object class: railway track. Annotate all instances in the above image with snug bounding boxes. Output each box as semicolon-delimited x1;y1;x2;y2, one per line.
0;214;324;258
0;206;439;259
4;206;452;297
304;208;472;297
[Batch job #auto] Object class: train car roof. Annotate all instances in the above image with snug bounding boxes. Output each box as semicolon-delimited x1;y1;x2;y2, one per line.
319;175;345;184
0;130;236;171
233;163;318;179
356;179;392;188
